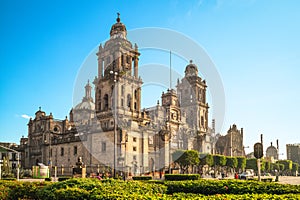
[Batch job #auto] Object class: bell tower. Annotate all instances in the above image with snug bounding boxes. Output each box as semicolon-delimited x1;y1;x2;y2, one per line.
93;14;143;122
177;60;209;134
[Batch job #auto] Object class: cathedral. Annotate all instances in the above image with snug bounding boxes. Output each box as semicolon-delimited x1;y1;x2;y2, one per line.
19;14;243;176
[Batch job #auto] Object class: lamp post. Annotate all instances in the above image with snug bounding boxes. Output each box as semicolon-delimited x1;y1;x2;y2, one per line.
47;131;52;177
110;69;118;178
243;146;250;157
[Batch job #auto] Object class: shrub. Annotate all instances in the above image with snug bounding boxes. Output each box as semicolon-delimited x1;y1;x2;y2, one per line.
165;174;200;181
54;187;90;200
58;177;71;181
1;178;16;181
2;181;49;200
165;179;300;195
1;178;300;199
132;176;152;180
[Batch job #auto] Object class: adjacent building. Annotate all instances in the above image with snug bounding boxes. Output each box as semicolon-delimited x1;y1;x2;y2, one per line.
215;124;245;157
286;144;300;164
0;142;20;171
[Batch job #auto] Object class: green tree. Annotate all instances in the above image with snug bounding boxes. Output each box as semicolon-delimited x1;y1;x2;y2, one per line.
237;157;246;172
199;154;213;167
213;155;226;167
226;157;238;173
199;153;213;174
172;150;199;174
264;160;271;172
213;155;226;176
271;162;280;171
277;160;292;171
260;159;266;172
246;158;257;171
292;163;299;174
279;164;285;171
277;160;292;175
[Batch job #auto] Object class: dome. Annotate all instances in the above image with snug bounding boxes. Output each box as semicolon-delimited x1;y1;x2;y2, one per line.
74;80;95;111
184;60;198;77
266;145;277;152
74;100;95;110
110;13;127;38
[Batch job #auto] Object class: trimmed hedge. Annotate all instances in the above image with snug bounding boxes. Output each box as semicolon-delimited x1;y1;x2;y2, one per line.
165;179;300;195
58;177;71;182
132;176;152;180
169;193;300;200
0;180;50;200
165;174;200;181
37;178;167;200
1;178;300;199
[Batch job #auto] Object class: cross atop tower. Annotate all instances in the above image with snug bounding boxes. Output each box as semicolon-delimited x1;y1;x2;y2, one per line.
117;12;120;22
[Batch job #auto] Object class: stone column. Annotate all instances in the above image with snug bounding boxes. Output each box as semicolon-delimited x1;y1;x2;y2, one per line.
115;52;121;70
137;87;141;112
98;58;103;78
134;56;139;78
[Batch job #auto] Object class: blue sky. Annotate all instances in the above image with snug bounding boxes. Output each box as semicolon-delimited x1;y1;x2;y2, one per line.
1;0;300;158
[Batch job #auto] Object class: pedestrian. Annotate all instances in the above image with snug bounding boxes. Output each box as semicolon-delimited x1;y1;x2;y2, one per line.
96;172;102;180
235;172;239;179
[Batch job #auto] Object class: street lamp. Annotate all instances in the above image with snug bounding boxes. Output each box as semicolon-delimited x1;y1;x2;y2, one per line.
110;69;118;178
243;146;250;157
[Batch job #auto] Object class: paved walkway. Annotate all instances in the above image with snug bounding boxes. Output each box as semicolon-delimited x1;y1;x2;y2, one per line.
275;176;300;185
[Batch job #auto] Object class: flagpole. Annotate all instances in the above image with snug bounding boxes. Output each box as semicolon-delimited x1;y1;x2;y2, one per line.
170;50;172;89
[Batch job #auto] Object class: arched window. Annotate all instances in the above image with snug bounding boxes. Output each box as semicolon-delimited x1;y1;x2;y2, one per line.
134;89;137;99
127;94;131;108
111;85;114;95
98;102;102;111
126;55;130;64
121;85;125;96
104;94;109;110
121;54;124;66
98;89;102;110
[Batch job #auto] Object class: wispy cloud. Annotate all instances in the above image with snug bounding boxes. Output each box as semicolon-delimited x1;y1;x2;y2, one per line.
21;114;31;119
185;0;204;19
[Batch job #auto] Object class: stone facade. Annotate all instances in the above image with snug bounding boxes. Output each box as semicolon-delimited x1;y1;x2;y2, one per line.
20;14;245;175
215;124;245;157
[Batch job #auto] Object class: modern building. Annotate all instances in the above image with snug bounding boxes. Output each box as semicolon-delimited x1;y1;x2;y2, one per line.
286;143;300;164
